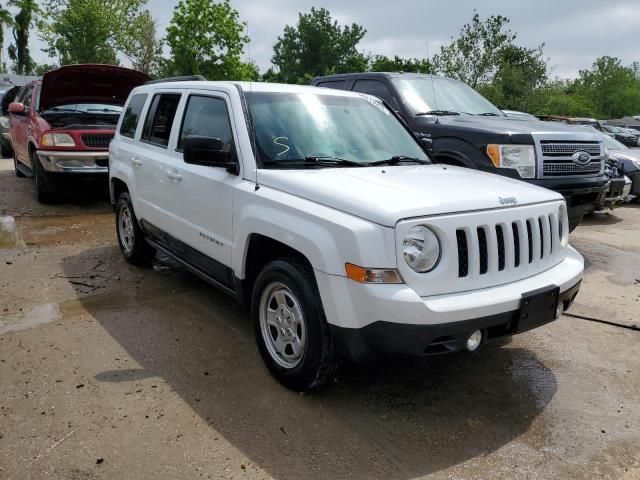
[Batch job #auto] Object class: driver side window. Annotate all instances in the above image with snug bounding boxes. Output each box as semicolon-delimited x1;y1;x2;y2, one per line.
177;95;235;155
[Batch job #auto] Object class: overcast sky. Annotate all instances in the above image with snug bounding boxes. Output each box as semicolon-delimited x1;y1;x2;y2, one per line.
31;0;639;79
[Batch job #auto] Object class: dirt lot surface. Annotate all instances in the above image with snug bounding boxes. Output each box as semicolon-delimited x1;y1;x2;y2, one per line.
0;157;639;480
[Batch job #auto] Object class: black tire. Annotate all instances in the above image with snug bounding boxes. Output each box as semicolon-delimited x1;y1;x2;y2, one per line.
252;258;338;392
115;192;156;266
1;138;13;158
13;150;25;178
32;150;60;203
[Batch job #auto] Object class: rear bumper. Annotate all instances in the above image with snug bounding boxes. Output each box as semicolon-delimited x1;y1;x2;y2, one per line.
330;280;581;359
37;150;109;174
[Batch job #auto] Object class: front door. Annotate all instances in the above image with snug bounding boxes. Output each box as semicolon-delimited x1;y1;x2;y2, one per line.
160;92;240;274
9;84;34;165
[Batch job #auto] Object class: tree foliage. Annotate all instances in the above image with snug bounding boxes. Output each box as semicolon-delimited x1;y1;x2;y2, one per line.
164;0;254;80
433;12;516;88
39;0;146;65
369;55;434;74
8;0;39;74
270;7;368;84
0;2;14;72
122;9;163;76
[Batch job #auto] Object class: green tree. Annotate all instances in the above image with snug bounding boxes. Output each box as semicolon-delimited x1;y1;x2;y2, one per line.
573;56;640;118
122;9;163;76
271;7;367;84
369;55;434;74
164;0;255;80
478;44;549;112
8;0;39;74
39;0;147;65
433;12;516;88
0;2;14;72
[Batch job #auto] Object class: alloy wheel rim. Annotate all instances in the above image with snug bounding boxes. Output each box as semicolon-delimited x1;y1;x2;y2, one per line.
118;205;135;254
259;282;307;369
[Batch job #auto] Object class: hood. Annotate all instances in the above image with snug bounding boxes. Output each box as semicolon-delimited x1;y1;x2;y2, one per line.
608;148;640;172
424;114;600;137
258;165;563;226
39;64;150;111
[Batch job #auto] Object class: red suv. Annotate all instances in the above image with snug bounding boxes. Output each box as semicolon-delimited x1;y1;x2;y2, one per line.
10;64;149;203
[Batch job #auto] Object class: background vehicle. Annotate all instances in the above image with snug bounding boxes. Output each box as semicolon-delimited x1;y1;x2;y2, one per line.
502;110;539;121
9;64;149;203
0;86;20;157
110;79;583;391
597;131;640;201
601;125;638;146
312;72;608;231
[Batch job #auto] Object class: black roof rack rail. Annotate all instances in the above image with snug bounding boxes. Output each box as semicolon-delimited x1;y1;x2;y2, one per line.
144;75;206;85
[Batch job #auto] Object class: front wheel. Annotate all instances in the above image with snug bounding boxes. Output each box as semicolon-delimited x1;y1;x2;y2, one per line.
252;258;338;391
32;150;60;203
115;192;156;266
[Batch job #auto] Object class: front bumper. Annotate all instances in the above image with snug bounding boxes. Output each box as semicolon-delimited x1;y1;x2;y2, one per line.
599;177;628;209
37;150;109;174
528;175;608;216
330;280;580;359
315;246;583;360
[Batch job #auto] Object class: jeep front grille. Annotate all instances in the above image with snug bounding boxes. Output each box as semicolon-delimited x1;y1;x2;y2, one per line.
539;141;603;177
81;133;114;149
455;214;558;278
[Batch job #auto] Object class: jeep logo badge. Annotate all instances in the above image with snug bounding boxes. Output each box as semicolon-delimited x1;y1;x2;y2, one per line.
572;151;591;165
499;197;518;206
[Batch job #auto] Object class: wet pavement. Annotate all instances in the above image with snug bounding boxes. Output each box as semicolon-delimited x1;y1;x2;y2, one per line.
0;157;639;479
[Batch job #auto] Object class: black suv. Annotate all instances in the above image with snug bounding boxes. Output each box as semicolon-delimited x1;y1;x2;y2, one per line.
311;72;608;230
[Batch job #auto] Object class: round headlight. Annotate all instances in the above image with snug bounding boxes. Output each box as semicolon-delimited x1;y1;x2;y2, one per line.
402;226;441;272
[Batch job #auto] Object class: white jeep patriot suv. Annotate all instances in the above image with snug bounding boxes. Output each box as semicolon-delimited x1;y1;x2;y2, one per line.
109;78;584;391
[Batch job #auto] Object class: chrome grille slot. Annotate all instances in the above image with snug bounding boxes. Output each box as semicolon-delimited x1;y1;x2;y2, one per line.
456;229;469;278
496;225;505;271
541;143;601;155
477;227;488;275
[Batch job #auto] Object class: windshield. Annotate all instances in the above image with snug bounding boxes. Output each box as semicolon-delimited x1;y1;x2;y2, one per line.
392;76;504;116
246;92;430;167
43;103;123;114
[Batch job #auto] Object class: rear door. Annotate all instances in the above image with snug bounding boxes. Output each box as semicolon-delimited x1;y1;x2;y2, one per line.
135;91;183;233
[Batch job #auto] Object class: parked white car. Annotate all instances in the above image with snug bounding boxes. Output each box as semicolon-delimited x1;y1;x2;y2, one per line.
109;80;584;391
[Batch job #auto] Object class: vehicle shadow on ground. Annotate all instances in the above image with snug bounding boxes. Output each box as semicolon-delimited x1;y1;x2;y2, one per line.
580;211;624;226
62;246;557;480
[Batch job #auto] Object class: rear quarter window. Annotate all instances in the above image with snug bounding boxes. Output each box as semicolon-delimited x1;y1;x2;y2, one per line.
120;94;148;139
316;80;347;90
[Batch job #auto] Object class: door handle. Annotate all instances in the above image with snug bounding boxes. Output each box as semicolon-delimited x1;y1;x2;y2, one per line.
131;156;142;167
165;169;182;181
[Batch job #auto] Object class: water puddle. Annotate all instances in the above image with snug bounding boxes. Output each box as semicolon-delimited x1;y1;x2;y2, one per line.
0;303;61;334
0;214;113;249
0;216;25;249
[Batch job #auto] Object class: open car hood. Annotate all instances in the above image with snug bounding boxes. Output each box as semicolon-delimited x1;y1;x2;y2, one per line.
39;64;150;111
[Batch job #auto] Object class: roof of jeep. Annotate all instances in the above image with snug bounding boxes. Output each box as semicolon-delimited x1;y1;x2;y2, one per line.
132;80;363;97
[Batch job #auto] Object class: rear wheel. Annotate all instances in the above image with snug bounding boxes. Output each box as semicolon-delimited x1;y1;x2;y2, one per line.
32;150;60;203
252;258;338;391
115;192;156;266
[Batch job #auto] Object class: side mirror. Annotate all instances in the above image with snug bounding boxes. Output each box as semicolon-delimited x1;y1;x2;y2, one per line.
183;135;238;174
8;102;26;115
420;136;433;151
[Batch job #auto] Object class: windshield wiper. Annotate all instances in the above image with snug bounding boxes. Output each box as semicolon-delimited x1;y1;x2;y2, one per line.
261;157;364;168
370;155;430;166
415;110;460;116
47;107;83;113
87;108;121;113
304;156;364;167
477;112;501;116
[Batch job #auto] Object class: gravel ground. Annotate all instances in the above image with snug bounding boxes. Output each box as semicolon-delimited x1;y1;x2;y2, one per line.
0;157;639;480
